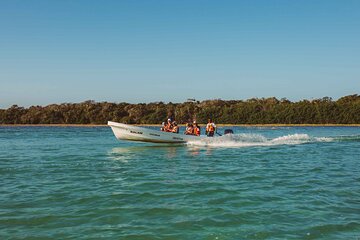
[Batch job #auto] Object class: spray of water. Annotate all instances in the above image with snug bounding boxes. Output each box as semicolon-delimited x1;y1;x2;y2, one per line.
187;133;336;148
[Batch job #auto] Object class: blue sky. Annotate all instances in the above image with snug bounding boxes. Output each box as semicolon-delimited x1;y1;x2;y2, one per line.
0;0;359;108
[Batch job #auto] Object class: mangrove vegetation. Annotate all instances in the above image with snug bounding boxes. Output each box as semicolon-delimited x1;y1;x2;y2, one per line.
0;95;359;124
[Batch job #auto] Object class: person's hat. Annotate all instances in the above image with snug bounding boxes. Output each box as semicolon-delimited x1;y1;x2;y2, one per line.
168;118;171;121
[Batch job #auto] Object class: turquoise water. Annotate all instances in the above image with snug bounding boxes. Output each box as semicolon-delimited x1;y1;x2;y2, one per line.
1;126;360;239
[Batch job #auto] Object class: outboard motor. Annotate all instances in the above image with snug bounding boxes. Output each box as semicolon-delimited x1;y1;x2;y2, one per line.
224;129;234;135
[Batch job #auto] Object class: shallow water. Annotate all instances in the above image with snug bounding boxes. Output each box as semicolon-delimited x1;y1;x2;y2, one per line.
1;126;360;239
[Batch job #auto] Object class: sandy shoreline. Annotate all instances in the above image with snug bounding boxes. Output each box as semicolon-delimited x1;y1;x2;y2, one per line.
1;124;360;127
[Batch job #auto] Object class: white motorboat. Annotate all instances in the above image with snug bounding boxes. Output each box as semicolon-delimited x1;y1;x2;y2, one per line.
108;121;205;143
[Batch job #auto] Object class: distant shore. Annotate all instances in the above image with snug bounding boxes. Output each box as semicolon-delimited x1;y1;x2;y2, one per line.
1;124;360;127
2;95;359;126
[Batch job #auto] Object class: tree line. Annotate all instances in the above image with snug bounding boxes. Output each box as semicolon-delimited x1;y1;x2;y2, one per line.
0;95;359;124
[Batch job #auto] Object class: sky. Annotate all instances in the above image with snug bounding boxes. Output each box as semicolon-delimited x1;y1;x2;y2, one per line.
0;0;359;108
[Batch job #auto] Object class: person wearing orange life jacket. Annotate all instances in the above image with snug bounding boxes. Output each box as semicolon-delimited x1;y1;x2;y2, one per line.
206;118;216;137
193;121;201;136
164;118;173;132
172;121;179;133
184;123;194;135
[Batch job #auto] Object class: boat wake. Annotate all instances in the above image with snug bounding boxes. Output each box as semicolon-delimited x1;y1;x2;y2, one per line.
186;133;344;148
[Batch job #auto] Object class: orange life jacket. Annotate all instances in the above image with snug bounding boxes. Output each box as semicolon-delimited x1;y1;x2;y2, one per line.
164;123;173;132
194;127;200;136
185;127;193;135
172;126;179;133
207;123;215;132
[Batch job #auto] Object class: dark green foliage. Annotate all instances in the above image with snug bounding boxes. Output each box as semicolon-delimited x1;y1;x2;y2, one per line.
1;95;360;124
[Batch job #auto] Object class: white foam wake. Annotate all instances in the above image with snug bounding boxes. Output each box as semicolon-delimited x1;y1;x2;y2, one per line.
186;133;333;148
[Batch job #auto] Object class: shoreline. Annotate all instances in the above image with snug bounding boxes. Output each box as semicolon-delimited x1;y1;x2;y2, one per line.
1;124;360;127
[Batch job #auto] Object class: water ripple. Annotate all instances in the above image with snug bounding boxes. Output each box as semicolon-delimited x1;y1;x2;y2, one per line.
1;126;360;239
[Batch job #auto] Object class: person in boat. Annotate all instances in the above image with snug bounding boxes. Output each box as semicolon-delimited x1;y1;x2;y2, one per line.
163;118;173;132
193;121;201;136
184;123;194;135
206;118;216;137
172;121;179;133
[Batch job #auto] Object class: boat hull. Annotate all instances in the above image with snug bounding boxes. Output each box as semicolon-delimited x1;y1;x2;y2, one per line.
108;121;203;143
